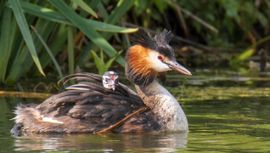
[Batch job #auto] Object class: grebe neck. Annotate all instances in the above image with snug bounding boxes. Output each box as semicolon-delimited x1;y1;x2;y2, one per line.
135;80;188;131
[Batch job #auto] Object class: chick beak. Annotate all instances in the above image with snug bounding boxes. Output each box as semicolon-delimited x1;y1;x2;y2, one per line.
164;60;192;76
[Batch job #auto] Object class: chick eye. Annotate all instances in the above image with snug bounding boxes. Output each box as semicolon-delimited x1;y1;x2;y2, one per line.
157;55;163;61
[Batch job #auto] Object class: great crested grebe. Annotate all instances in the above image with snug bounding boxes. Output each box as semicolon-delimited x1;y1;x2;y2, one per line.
11;30;191;135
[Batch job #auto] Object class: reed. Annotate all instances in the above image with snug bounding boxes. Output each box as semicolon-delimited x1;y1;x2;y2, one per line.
0;0;137;85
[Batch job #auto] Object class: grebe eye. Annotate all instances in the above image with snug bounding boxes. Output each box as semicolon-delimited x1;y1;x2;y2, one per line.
158;55;163;61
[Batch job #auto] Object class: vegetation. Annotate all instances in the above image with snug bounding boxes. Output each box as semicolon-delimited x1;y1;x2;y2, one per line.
0;0;136;85
0;0;269;85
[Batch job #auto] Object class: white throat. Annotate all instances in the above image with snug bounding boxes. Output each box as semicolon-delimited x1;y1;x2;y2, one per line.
135;80;188;131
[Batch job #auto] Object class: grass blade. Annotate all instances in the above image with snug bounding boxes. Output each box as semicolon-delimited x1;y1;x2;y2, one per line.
71;0;98;18
9;0;45;76
96;1;108;18
78;0;135;63
39;24;67;69
105;0;134;24
49;0;125;66
68;27;75;74
19;2;138;33
0;8;15;82
91;51;104;74
20;1;71;25
86;19;138;33
20;2;137;33
6;18;53;83
31;26;63;78
105;51;122;69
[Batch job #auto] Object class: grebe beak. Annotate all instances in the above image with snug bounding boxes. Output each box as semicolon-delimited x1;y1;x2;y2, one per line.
164;60;192;76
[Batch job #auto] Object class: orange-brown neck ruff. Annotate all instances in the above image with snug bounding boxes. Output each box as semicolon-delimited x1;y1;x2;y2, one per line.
125;45;157;86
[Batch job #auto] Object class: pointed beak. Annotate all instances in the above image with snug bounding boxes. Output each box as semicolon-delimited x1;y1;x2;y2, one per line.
164;60;192;76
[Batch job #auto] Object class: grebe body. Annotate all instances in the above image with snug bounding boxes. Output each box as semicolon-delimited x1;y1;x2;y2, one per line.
11;30;191;135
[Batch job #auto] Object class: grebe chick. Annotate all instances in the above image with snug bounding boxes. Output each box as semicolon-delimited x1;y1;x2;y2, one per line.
11;29;191;135
102;71;119;91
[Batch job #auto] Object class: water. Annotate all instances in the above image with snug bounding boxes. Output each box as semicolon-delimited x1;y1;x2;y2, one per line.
1;75;270;152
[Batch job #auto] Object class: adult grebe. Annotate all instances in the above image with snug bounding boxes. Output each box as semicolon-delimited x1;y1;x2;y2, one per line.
11;30;191;135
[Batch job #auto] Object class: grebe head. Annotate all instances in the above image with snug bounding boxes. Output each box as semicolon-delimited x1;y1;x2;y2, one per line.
126;29;191;86
102;71;119;90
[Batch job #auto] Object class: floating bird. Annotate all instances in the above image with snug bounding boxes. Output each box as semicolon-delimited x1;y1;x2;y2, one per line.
11;30;191;135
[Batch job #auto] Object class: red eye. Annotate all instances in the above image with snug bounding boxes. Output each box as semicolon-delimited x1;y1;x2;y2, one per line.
158;55;163;61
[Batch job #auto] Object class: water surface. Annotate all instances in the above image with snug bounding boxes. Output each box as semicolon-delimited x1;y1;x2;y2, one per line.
0;75;270;152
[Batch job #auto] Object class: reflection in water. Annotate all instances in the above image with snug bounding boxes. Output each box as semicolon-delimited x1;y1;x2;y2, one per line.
14;132;188;152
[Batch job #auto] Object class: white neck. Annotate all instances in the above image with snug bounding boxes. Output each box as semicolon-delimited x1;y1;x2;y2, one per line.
135;80;188;131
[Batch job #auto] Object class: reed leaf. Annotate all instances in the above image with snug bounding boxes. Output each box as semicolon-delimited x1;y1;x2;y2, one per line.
6;19;54;83
48;0;125;66
79;0;135;63
86;20;138;33
71;0;98;18
31;26;63;78
68;27;75;74
105;51;122;71
105;0;134;24
39;24;67;69
20;1;71;25
8;0;45;76
91;50;121;75
20;2;137;33
96;1;109;18
91;51;104;74
0;8;15;82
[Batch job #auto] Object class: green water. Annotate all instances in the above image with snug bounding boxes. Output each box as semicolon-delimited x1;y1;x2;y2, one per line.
1;75;270;152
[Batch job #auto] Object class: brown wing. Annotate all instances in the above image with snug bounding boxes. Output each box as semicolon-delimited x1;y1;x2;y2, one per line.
35;73;145;133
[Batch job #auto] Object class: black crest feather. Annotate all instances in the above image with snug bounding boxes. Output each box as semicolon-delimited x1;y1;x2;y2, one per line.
131;29;175;58
130;29;156;49
154;29;173;47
